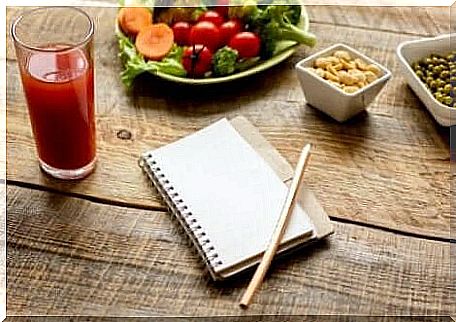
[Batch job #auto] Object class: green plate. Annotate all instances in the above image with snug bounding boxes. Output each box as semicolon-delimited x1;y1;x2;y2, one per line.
117;6;309;85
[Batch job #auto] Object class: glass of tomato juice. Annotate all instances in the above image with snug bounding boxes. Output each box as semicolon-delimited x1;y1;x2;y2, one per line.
11;7;96;180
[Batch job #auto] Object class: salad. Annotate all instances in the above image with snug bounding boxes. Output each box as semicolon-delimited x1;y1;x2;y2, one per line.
117;0;317;87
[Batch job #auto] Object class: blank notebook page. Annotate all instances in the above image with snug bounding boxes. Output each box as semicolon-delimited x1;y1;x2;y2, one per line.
151;118;314;273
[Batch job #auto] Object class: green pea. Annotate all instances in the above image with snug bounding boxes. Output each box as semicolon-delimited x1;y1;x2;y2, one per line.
440;70;450;79
433;66;443;74
443;96;453;106
412;52;456;108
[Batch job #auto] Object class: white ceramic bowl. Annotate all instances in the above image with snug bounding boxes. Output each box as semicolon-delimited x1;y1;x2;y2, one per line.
295;43;391;122
396;33;455;127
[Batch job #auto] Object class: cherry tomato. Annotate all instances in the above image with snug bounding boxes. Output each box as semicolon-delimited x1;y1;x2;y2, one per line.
198;10;224;26
172;21;191;46
219;20;242;45
229;32;260;58
190;21;221;51
182;45;213;77
214;0;229;17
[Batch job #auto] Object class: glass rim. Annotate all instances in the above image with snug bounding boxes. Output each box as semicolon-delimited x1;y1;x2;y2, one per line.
11;6;94;53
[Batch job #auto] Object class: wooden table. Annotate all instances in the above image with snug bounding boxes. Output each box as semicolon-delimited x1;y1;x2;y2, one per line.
6;3;455;317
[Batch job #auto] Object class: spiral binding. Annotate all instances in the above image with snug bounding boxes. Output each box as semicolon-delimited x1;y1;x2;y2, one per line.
139;153;223;273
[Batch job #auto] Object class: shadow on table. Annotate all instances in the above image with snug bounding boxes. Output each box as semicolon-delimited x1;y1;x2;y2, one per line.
415;105;452;154
128;62;289;115
303;105;371;127
132;73;272;99
402;83;451;150
207;238;332;290
301;86;451;160
298;105;372;160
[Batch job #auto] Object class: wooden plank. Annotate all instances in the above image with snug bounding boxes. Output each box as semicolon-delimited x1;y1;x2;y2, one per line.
5;5;450;62
4;318;455;322
6;17;451;238
3;317;455;322
6;186;454;316
307;6;450;36
6;103;451;238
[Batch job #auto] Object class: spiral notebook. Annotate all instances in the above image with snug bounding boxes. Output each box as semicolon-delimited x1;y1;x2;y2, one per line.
139;116;333;280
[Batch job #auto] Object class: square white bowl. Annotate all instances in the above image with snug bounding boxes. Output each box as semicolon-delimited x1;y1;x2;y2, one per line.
396;33;455;127
295;43;391;122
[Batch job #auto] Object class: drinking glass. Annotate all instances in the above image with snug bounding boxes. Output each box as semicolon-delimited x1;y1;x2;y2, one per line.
11;7;96;180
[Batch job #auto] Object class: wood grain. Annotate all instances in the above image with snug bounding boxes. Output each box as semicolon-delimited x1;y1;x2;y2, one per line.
6;186;454;316
4;317;455;322
3;318;455;322
6;12;452;238
308;6;450;36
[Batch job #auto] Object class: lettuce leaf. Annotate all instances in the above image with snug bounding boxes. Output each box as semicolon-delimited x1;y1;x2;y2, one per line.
117;32;186;88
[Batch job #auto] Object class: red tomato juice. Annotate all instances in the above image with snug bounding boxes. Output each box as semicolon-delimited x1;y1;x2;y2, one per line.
20;45;96;170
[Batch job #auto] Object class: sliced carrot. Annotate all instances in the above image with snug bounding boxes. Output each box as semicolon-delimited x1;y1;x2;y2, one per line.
135;23;174;61
118;7;152;37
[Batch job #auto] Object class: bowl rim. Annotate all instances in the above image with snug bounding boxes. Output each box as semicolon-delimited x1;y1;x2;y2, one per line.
295;43;392;98
396;33;455;113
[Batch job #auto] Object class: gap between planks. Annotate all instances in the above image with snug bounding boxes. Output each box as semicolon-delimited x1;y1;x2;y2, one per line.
7;179;168;212
7;179;454;244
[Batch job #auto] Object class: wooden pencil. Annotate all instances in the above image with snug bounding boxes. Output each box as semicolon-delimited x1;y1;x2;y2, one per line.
239;143;312;308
